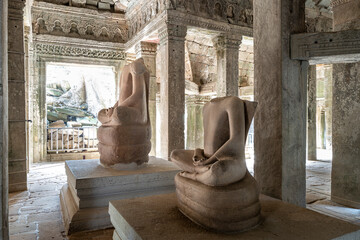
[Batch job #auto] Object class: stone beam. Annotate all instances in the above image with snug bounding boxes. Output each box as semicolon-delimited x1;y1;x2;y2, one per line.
291;29;360;64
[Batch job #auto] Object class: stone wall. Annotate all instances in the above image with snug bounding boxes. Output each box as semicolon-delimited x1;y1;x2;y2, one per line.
185;30;217;85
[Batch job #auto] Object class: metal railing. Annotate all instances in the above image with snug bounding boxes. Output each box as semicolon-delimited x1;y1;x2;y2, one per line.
47;126;98;153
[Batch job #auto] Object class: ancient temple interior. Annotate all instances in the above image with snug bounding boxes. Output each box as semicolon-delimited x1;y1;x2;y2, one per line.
1;0;360;239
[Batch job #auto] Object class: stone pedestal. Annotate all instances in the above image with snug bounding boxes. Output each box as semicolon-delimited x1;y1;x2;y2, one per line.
331;0;360;209
158;24;187;158
109;193;360;240
60;157;180;235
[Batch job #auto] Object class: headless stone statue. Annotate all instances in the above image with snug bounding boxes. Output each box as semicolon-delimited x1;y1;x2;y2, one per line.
171;96;261;233
97;58;151;168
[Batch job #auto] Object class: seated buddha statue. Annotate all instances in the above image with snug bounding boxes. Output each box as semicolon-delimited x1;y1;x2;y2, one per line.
97;58;151;168
171;96;261;233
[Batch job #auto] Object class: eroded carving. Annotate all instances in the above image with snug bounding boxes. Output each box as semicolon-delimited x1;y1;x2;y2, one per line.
32;2;128;43
126;0;252;39
34;43;126;60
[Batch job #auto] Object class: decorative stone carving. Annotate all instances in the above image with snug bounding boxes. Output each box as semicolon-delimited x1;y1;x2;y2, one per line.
97;58;151;167
34;43;126;60
32;1;128;43
171;96;261;232
126;0;252;40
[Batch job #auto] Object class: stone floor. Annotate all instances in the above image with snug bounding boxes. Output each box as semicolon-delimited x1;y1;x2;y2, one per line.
9;152;360;239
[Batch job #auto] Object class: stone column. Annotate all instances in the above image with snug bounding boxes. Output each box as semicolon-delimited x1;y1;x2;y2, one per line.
324;65;332;150
0;0;9;238
185;95;209;150
213;35;242;97
331;0;360;208
136;41;158;156
308;65;317;160
8;0;27;192
158;24;187;158
254;0;307;206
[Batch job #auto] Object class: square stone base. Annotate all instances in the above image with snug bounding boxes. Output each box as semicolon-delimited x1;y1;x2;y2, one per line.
109;193;360;240
60;158;180;235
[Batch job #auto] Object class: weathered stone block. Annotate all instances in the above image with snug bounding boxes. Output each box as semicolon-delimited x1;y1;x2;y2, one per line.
60;158;180;234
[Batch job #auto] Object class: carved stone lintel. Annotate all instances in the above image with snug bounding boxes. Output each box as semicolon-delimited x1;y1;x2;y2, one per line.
135;41;158;57
34;43;126;60
158;24;187;45
291;29;360;64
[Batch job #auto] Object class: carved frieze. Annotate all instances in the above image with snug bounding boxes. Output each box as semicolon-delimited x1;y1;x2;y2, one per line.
126;0;252;40
34;43;126;60
32;2;128;43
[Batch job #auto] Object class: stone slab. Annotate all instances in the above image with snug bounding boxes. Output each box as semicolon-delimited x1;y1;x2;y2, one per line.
60;157;180;235
109;193;360;240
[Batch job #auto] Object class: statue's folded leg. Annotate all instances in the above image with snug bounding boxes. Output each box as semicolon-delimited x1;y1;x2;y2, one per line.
170;149;196;173
188;159;247;187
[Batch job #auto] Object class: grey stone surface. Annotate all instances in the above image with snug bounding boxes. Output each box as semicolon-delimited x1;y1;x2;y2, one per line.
254;0;307;207
331;0;360;209
307;65;317;160
1;0;8;239
158;24;187;158
8;0;27;193
109;193;360;240
61;157;180;234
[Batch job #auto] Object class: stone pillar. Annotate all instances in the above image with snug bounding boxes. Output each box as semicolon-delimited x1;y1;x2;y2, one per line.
254;0;307;206
158;24;187;158
8;0;27;192
308;65;317;160
324;65;332;150
0;0;9;238
331;0;360;208
185;95;209;150
136;41;158;156
213;35;242;97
